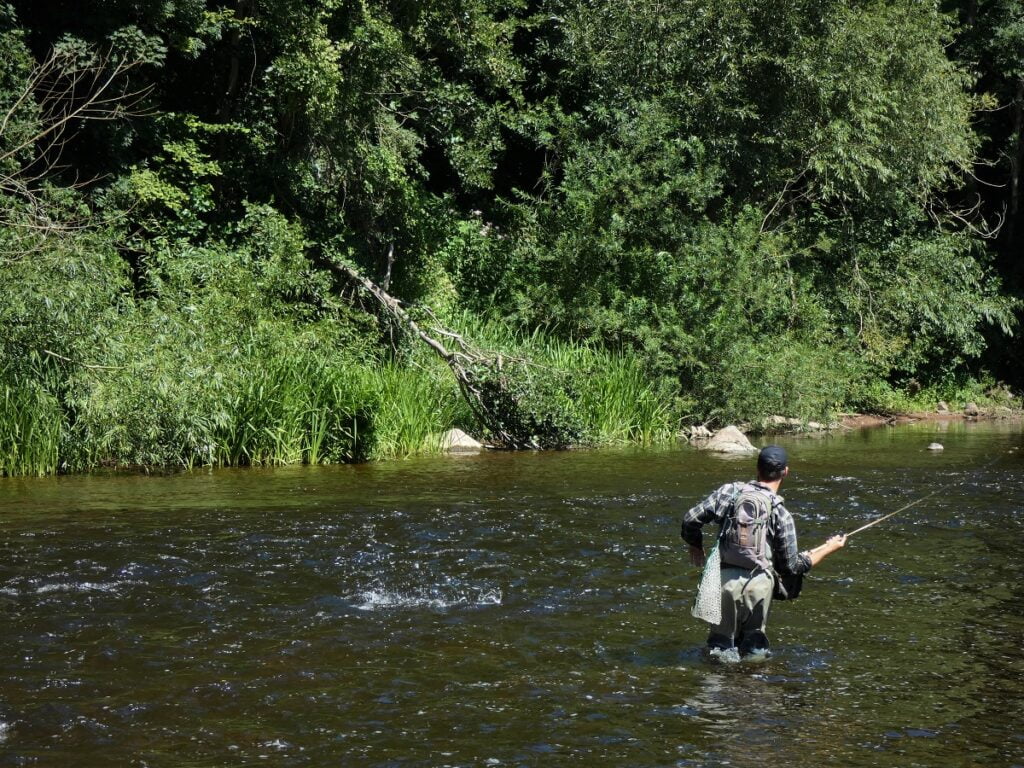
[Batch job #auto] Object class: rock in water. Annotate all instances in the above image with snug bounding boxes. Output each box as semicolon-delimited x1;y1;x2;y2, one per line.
702;425;757;454
441;428;484;452
927;442;944;451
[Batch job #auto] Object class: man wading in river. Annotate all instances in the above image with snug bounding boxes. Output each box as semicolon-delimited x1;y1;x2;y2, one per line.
681;445;846;659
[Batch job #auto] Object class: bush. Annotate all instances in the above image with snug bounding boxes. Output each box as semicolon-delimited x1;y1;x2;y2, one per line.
444;311;681;446
702;336;864;425
849;372;1013;415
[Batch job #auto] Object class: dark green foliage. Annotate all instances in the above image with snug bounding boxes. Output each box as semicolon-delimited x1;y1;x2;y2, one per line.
0;0;1020;473
944;0;1024;386
469;363;587;450
0;14;38;180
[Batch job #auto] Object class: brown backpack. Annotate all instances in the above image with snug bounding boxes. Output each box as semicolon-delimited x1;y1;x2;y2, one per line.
718;483;773;571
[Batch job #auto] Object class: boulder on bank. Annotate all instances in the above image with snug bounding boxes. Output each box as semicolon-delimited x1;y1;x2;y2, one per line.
702;425;757;454
440;428;484;452
687;425;713;440
764;415;827;432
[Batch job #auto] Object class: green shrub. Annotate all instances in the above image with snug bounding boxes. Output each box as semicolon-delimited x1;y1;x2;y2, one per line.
442;311;680;446
849;372;1014;415
703;336;864;425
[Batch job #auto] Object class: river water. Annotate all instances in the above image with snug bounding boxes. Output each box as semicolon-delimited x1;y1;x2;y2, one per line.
1;422;1022;767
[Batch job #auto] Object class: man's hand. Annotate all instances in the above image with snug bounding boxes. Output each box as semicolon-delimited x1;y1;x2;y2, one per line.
806;533;848;567
689;545;706;568
828;533;847;551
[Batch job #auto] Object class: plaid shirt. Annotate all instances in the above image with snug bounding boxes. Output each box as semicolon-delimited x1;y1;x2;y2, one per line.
681;480;812;575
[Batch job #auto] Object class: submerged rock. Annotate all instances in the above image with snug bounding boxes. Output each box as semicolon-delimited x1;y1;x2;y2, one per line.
702;425;757;454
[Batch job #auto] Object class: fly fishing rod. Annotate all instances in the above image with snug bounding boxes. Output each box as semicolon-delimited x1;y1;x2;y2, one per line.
844;490;938;537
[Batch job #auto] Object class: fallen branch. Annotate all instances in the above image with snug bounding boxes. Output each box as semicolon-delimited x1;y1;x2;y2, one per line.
328;259;579;449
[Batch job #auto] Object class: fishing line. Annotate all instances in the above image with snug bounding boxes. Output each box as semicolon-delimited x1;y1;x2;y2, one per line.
843;450;1009;537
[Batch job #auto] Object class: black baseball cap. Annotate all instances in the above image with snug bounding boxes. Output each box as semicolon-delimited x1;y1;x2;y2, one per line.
757;444;788;473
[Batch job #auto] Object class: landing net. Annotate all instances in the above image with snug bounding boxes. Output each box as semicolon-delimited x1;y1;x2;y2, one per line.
691;542;722;625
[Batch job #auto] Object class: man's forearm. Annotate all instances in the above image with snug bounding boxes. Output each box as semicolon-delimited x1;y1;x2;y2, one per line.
803;534;847;567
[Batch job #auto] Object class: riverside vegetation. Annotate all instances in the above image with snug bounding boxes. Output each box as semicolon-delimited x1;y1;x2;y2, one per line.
1;0;1023;475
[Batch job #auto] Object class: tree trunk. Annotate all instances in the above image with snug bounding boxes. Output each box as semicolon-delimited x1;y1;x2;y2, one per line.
1008;77;1023;274
217;0;253;122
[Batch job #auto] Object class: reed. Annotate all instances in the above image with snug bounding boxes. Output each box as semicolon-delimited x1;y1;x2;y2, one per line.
576;353;676;444
6;312;678;476
304;360;375;463
0;378;62;476
212;354;372;466
367;361;464;459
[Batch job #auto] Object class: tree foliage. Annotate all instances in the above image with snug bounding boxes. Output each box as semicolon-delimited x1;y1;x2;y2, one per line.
0;0;1020;470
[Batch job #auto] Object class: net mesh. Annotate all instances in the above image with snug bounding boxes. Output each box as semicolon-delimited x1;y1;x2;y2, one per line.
690;542;722;625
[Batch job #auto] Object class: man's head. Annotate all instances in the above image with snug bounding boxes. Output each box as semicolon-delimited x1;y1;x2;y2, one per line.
757;444;788;482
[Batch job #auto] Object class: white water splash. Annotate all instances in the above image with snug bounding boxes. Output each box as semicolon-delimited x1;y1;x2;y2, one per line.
353;586;502;611
36;581;129;595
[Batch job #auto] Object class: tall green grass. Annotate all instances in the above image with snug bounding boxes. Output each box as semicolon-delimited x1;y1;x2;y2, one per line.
212;355;374;466
4;313;679;476
209;354;462;465
0;378;62;476
366;362;465;459
576;354;676;443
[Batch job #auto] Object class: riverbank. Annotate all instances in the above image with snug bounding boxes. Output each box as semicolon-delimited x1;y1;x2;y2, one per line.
838;406;1024;430
3;334;1019;477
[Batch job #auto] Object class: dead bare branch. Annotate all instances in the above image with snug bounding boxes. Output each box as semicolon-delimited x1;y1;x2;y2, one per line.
760;167;809;234
0;44;153;257
42;348;124;371
926;193;1005;240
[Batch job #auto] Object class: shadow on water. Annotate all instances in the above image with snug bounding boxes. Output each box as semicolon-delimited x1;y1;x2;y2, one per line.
0;422;1022;766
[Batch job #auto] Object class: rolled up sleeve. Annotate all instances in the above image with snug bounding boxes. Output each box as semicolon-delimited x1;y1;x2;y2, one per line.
681;483;737;548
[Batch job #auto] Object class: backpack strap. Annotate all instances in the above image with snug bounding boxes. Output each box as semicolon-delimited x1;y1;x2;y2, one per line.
715;482;747;544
